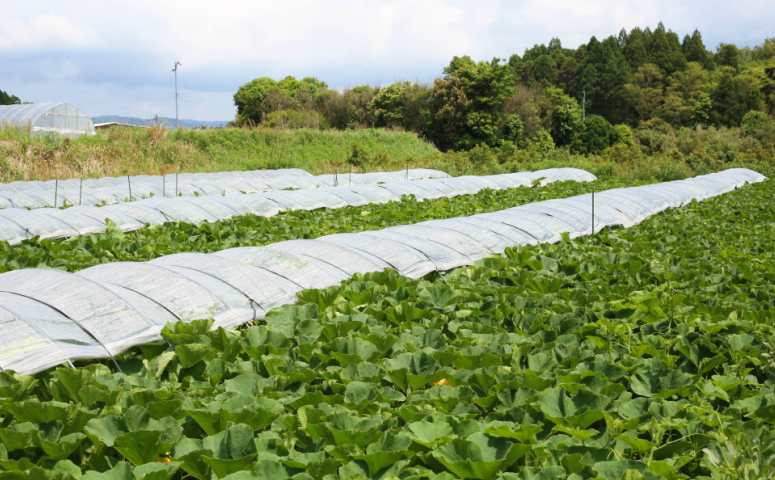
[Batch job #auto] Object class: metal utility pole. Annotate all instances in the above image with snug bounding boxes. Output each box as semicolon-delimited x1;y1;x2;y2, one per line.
582;90;586;120
172;61;182;129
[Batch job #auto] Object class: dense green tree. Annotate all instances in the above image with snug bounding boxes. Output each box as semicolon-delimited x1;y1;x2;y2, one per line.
0;89;21;106
715;44;740;71
647;22;687;76
661;62;711;126
541;86;583;146
710;67;764;126
571;114;619;154
368;81;429;132
316;85;379;129
532;55;557;87
554;54;580;93
623;63;665;122
234;76;327;125
578;36;631;123
752;38;775;62
548;37;562;53
683;30;713;69
623;27;649;68
370;81;413;127
425;56;516;150
741;110;775;145
229;24;775;147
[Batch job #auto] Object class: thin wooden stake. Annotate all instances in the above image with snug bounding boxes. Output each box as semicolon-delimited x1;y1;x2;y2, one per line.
591;189;595;236
127;175;132;200
79;178;83;205
54;179;58;208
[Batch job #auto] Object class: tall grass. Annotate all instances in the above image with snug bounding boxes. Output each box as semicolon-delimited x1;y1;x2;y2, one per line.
1;124;772;183
0;126;437;182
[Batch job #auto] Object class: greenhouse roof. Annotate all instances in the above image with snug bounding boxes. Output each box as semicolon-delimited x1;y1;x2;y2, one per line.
0;102;95;138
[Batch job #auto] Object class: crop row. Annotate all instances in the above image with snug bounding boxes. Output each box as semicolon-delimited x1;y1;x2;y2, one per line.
0;178;638;274
0;175;771;479
0;168;448;210
0;168;593;245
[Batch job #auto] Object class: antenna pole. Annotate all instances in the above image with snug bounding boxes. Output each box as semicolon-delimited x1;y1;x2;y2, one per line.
172;61;182;129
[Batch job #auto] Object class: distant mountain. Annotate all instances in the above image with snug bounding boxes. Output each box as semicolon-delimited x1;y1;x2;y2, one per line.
91;115;230;129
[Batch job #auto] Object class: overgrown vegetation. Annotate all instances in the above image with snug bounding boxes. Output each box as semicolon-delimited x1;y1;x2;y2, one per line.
1;121;772;185
0;177;772;479
0;127;436;182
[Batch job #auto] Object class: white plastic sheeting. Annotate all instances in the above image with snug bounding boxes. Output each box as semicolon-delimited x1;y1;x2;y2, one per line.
0;168;596;244
0;168;449;209
0;168;765;375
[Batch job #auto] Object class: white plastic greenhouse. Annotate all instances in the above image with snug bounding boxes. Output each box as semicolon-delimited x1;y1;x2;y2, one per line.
0;167;765;375
0;103;96;138
0;168;596;244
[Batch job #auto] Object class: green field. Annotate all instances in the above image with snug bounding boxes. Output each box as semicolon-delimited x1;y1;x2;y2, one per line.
0;177;772;479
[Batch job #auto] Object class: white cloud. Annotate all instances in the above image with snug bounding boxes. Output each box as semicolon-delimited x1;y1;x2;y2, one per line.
1;0;773;120
0;11;95;50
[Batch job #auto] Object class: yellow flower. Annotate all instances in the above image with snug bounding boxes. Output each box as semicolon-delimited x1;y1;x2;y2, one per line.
155;453;172;463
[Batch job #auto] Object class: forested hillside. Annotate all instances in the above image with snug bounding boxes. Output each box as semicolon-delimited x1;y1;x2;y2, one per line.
233;23;775;154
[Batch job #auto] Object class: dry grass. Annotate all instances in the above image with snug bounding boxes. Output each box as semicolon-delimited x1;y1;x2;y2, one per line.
0;127;226;182
0;125;438;182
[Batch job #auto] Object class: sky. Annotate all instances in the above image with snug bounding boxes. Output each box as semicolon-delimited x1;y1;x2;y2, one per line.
1;0;773;122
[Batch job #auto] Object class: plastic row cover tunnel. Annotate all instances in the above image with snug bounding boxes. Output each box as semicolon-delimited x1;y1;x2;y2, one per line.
0;168;310;192
0;168;764;374
0;168;596;244
0;168;450;210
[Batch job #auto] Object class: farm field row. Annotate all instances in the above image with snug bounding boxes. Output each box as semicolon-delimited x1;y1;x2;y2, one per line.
0;172;771;479
0;177;631;274
0;169;762;375
0;168;449;210
0;169;593;245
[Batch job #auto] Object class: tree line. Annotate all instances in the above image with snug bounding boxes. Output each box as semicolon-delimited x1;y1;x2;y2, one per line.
233;23;775;153
0;89;21;106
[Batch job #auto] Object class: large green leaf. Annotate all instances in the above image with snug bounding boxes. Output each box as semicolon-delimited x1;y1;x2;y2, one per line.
184;395;284;435
432;433;531;479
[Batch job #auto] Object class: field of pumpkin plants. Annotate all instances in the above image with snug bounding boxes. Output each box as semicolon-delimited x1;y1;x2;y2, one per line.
0;177;773;480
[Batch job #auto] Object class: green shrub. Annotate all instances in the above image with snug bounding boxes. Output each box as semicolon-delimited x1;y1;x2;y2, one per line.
468;144;496;167
741;110;775;146
613;124;634;146
346;143;370;168
260;109;330;130
571;115;617;154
